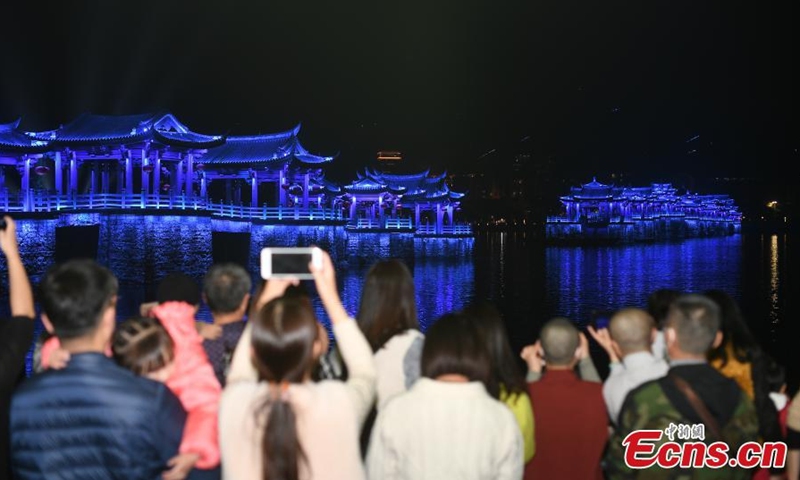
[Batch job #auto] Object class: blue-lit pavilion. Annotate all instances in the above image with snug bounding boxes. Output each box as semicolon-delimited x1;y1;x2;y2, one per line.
336;168;467;234
546;178;741;243
0;113;471;236
195;124;335;208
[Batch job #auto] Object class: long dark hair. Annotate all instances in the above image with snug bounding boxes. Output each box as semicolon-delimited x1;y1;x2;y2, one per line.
462;302;526;400
356;259;419;351
646;288;682;328
251;295;319;480
704;289;759;366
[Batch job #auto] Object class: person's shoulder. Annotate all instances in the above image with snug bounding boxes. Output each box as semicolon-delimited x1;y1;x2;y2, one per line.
314;378;353;399
578;377;605;394
502;388;531;409
622;377;667;409
379;380;424;411
408;328;424;339
381;329;424;349
223;320;247;336
220;381;262;407
11;371;47;399
492;394;522;425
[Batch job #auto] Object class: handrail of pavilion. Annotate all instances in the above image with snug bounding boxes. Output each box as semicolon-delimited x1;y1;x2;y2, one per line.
415;224;473;235
2;191;344;222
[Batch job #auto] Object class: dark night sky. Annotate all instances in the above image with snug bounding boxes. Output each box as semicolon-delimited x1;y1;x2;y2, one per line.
0;1;796;181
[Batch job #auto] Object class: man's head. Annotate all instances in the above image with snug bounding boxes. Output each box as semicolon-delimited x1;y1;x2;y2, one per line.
608;308;656;356
39;259;118;343
157;272;201;308
539;317;580;367
664;293;722;359
202;263;252;316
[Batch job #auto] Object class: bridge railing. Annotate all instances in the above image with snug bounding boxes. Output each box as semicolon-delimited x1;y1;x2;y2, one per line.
346;217;414;230
4;191;343;221
415;224;473;235
4;192;478;233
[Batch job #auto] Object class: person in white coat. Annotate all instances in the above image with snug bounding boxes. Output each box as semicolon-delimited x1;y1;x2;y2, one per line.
366;312;523;480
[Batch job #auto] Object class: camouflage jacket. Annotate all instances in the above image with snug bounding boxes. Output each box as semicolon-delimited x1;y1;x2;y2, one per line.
605;375;759;480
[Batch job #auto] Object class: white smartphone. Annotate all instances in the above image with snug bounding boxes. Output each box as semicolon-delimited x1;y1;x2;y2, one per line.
260;247;322;280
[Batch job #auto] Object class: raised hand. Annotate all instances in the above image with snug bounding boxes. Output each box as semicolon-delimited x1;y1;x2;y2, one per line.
309;248;348;325
249;277;300;319
520;341;545;374
0;215;19;257
586;325;620;363
196;322;222;341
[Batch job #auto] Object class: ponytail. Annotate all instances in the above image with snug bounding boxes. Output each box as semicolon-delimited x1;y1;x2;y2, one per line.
260;382;307;480
251;297;319;480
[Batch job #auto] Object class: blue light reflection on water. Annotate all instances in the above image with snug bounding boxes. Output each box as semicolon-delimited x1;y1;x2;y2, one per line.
545;236;744;326
307;258;475;335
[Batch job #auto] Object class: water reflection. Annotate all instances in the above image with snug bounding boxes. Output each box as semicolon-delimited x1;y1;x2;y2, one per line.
769;235;779;328
545;236;744;325
304;258;475;334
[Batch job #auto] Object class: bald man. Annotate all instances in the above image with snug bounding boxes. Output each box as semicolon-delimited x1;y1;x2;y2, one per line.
588;308;669;425
522;318;608;480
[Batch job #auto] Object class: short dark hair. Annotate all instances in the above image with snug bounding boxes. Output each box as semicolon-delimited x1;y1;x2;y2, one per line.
421;312;491;384
203;263;252;313
157;272;201;306
539;317;579;366
357;259;419;352
39;259;118;339
666;294;721;355
112;317;175;376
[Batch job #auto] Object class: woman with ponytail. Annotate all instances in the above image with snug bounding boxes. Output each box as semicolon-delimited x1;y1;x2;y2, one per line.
219;248;377;480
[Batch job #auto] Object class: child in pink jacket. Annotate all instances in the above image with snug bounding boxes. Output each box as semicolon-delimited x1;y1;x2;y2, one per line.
41;273;222;480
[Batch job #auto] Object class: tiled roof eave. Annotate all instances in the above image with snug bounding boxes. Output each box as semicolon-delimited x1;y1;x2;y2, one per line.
201;157;292;166
0;143;52;154
42;133;150;146
153;131;226;149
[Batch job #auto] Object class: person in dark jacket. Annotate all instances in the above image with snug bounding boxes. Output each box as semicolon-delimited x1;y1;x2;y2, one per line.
0;216;36;479
200;263;251;387
10;259;187;480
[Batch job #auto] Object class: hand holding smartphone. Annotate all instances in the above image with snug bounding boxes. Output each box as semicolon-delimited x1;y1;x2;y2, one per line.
260;247;323;280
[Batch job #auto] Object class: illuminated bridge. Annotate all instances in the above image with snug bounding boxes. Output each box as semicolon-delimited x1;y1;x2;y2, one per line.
546;178;741;243
0;113;471;237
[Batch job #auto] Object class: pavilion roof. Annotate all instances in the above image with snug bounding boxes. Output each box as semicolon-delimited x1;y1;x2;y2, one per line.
338;167;467;202
360;168;454;195
200;124;335;166
0;119;50;153
341;176;405;195
30;112;224;148
401;187;465;203
366;168;430;188
567;177;616;199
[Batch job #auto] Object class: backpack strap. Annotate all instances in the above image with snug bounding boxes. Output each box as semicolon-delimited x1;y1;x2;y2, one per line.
669;372;722;440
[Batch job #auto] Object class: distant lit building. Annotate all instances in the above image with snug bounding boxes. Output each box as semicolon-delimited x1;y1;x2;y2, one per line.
546;178;742;243
336;168;467;235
